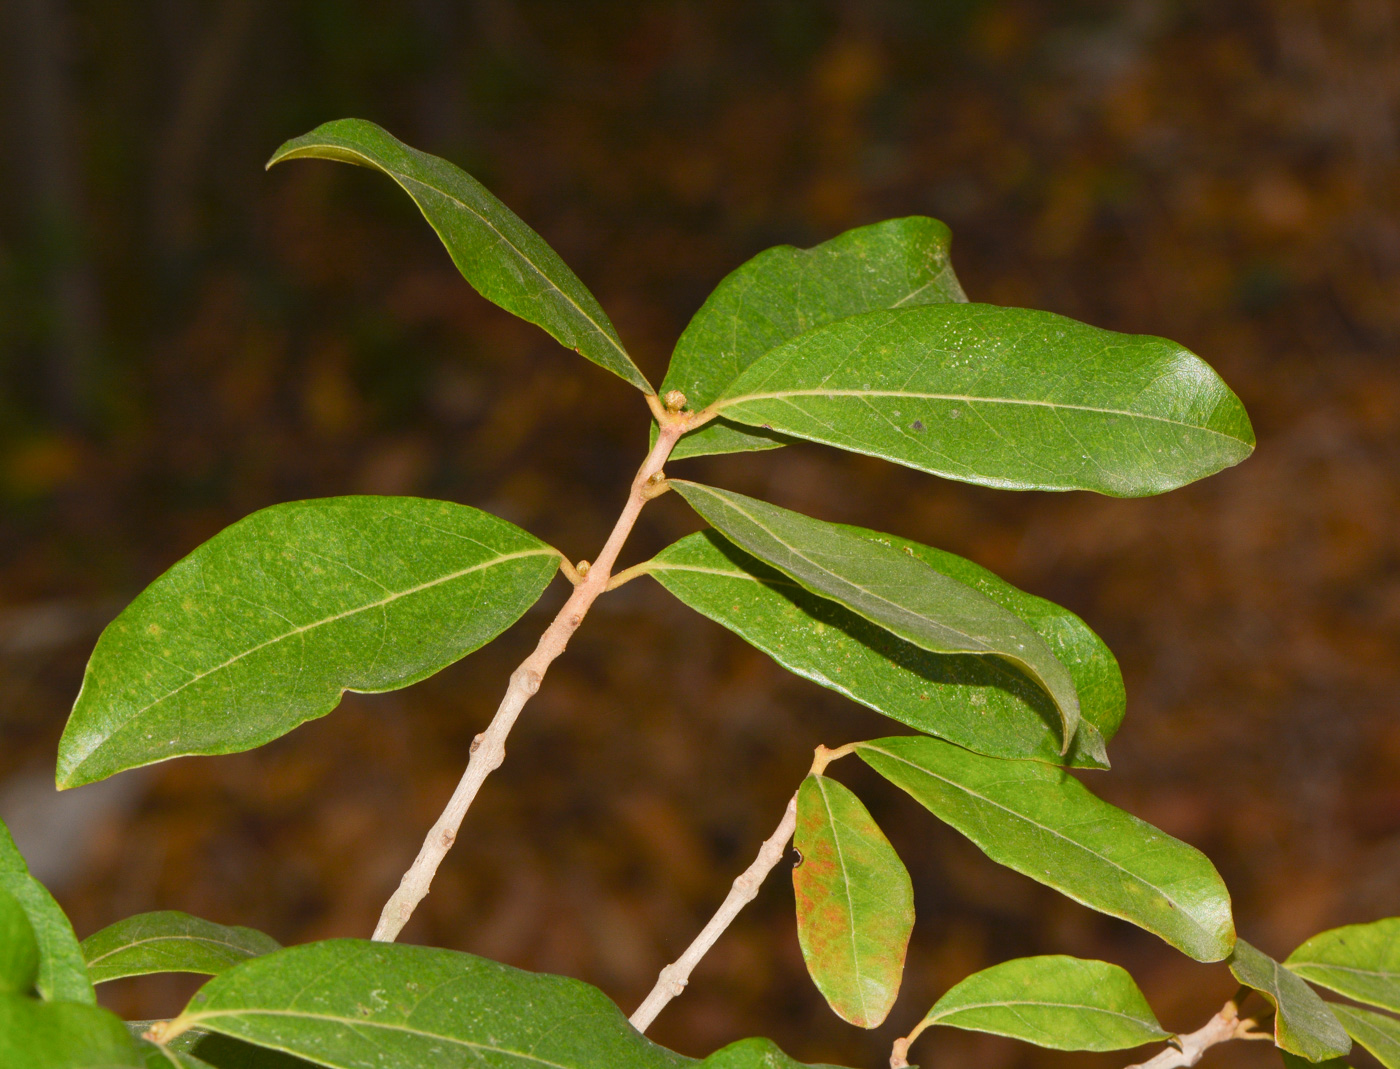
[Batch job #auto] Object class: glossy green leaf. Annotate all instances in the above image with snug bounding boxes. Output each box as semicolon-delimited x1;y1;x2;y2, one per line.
1230;939;1351;1061
646;530;1120;768
855;735;1235;961
916;955;1168;1051
268;120;651;393
663;217;965;459
166;939;692;1068
708;303;1254;496
1280;1055;1353;1069
671;482;1080;748
0;819;94;1003
58;496;560;788
0;992;141;1067
83;912;280;984
0;886;38;996
1286;918;1400;1013
131;1026;317;1069
793;775;914;1028
1329;1003;1400;1069
697;1038;848;1068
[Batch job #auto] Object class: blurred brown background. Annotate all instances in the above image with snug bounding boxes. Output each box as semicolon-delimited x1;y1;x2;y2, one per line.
0;2;1396;1066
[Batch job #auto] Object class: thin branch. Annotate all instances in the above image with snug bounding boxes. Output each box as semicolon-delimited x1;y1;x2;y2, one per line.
630;792;799;1033
371;419;688;942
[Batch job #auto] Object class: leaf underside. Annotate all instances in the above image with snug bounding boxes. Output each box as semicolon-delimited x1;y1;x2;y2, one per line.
648;529;1120;767
58;496;560;789
1230;939;1352;1061
671;481;1081;749
268;119;651;394
1286;917;1400;1014
919;955;1170;1051
82;912;281;984
662;216;966;459
793;776;914;1028
855;735;1235;962
710;303;1254;496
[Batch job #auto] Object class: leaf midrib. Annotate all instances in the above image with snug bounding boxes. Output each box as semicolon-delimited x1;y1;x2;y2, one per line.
182;1007;598;1069
859;743;1210;946
714;388;1249;443
297;141;643;390
814;778;871;1024
86;933;263;969
928;998;1159;1028
1289;962;1400;981
68;547;558;769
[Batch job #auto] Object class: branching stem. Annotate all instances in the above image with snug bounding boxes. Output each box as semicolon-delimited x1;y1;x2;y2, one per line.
371;417;689;942
629;792;800;1033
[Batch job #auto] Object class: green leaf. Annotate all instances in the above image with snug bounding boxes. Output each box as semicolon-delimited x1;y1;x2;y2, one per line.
0;886;38;996
708;303;1254;497
645;530;1119;768
267;119;651;394
793;775;914;1028
696;1038;848;1068
916;955;1169;1051
854;735;1235;961
1329;1003;1400;1069
670;482;1081;749
1230;939;1351;1061
58;496;560;788
662;217;966;460
1286;918;1400;1013
0;819;94;1003
167;939;694;1069
83;912;280;984
131;1025;317;1069
0;992;141;1067
1281;1055;1352;1069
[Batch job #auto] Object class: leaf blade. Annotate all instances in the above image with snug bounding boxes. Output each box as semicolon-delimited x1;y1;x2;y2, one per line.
268;119;651;393
1286;918;1400;1013
1230;939;1352;1061
855;735;1235;961
58;497;560;788
0;886;39;996
647;529;1120;767
671;481;1081;748
82;912;280;984
0;819;94;1003
919;955;1169;1051
663;217;965;459
1329;1003;1400;1069
0;993;141;1068
793;776;914;1028
710;303;1254;496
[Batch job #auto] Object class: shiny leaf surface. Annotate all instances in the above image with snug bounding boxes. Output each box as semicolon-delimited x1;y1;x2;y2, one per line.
855;736;1235;961
663;217;965;459
83;912;280;984
646;530;1119;767
1286;918;1400;1013
671;482;1080;748
917;955;1169;1051
0;819;93;1003
0;993;141;1067
268;120;651;393
793;776;914;1028
710;303;1254;496
1230;939;1351;1061
58;497;560;788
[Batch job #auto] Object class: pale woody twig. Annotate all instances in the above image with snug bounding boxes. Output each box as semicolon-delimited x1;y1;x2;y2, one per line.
629;793;800;1033
371;420;686;942
1123;994;1269;1069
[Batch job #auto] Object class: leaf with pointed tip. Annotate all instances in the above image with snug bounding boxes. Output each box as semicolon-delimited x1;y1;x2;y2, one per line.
793;775;914;1028
708;303;1254;496
0;992;141;1067
697;1038;849;1068
58;497;560;788
1230;939;1351;1061
645;529;1120;767
916;955;1168;1051
1329;1004;1400;1069
0;819;94;1003
268;119;651;394
855;736;1235;961
0;887;38;996
1286;918;1400;1013
83;912;280;984
662;217;966;459
671;482;1080;749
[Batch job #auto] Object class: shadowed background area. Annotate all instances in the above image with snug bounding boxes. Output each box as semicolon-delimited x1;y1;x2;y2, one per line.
1;2;1397;1066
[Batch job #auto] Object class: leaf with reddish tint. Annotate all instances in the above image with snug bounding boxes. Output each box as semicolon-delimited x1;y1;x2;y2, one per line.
793;775;914;1028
